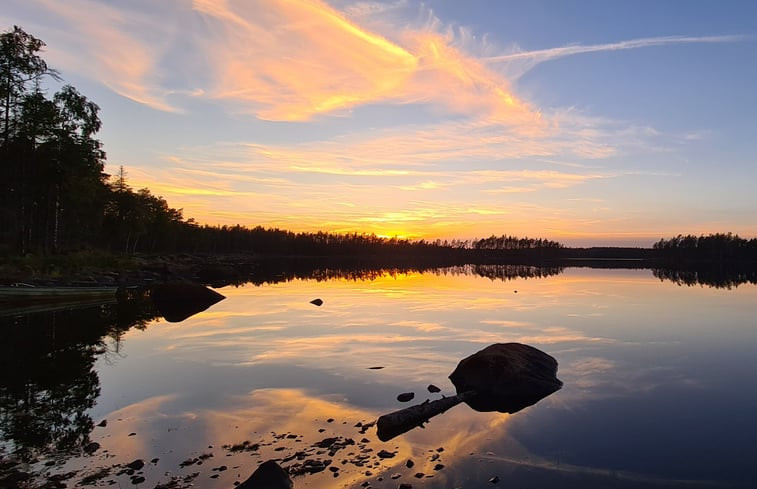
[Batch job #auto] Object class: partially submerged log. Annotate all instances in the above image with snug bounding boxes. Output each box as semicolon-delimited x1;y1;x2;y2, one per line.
376;343;561;442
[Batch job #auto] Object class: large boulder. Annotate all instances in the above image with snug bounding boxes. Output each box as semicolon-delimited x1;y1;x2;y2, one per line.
448;342;562;413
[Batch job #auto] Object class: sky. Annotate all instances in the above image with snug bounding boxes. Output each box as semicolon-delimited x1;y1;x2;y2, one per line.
3;0;756;246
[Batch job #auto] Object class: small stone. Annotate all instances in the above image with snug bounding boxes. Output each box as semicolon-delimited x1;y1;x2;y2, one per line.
396;392;414;402
489;475;500;484
130;476;145;484
128;432;136;436
377;450;396;459
310;298;323;306
327;418;334;423
433;464;444;471
150;458;159;464
126;459;145;471
97;419;108;427
414;472;425;478
83;442;100;454
391;473;402;479
405;459;414;468
399;484;413;489
427;384;441;393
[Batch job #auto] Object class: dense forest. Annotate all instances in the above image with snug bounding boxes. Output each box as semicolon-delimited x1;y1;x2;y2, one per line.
653;233;757;263
1;26;754;268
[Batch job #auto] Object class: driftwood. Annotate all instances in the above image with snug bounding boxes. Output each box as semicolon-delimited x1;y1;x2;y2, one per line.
377;391;474;441
376;343;562;441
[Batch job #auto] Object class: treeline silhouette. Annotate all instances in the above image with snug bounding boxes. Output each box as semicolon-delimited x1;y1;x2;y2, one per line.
653;233;757;264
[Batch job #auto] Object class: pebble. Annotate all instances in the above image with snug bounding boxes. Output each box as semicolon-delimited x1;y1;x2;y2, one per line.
397;392;414;402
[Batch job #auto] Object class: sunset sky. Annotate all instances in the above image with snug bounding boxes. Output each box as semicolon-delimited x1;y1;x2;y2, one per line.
3;0;756;246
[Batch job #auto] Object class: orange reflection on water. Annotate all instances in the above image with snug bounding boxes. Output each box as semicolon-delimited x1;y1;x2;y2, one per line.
80;386;544;489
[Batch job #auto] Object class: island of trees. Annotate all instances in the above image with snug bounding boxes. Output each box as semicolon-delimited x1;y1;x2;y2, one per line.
2;26;755;273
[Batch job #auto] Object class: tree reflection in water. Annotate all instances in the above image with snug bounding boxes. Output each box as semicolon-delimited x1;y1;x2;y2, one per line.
0;292;157;461
652;265;757;289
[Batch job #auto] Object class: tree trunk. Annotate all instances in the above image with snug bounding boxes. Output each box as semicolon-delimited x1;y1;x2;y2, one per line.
376;391;474;442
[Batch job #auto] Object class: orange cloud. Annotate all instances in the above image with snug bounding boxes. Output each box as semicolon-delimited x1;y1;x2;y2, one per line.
187;0;541;127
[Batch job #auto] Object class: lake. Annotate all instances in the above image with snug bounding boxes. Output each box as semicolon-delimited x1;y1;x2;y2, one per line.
2;266;756;488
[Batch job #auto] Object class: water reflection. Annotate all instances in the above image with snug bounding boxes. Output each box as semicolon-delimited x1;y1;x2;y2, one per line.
0;284;221;461
0;302;150;461
206;257;757;289
653;265;757;289
2;266;757;488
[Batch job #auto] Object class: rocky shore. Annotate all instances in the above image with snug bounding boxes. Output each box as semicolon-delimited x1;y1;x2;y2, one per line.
0;252;261;288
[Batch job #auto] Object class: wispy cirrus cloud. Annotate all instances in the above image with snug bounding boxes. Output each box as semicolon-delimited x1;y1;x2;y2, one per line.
484;34;747;79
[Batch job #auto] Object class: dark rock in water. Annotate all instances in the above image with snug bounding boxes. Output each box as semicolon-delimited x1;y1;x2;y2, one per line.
397;392;414;402
489;475;500;483
151;282;225;322
83;442;100;454
97;419;107;427
130;475;145;484
427;384;441;393
310;298;323;306
238;460;293;489
377;450;396;459
448;343;562;413
126;459;145;471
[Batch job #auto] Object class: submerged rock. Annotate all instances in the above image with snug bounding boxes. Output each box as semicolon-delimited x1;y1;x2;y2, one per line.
151;282;225;322
310;298;323;306
396;392;414;402
238;460;292;489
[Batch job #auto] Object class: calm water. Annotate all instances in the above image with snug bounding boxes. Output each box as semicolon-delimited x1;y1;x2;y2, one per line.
2;267;757;488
